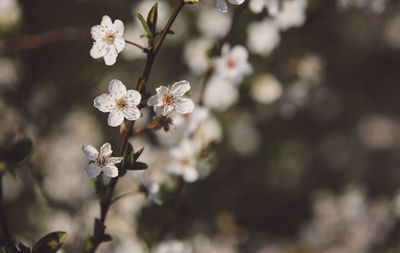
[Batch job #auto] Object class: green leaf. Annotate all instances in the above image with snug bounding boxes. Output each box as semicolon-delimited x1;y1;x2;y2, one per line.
101;234;112;243
18;243;31;253
147;3;158;35
6;138;33;166
133;162;148;170
32;231;66;253
136;13;152;39
134;147;145;161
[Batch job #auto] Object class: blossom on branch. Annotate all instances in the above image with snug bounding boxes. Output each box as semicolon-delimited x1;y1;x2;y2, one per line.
94;79;141;127
216;0;245;13
81;143;123;178
90;15;125;66
147;80;195;116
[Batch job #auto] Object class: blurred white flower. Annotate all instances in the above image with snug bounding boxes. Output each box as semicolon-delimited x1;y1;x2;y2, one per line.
94;79;141;127
251;74;283;104
147;80;195;116
133;170;162;205
90;15;125;66
215;0;245;13
166;138;199;183
271;0;307;31
297;54;324;83
203;77;238;111
153;240;192;253
198;6;231;39
193;113;223;148
184;38;212;76
0;0;21;32
192;234;237;253
230;115;261;156
121;23;147;60
213;44;253;84
336;0;388;14
81;143;123;178
247;19;280;57
0;57;18;86
172;106;210;135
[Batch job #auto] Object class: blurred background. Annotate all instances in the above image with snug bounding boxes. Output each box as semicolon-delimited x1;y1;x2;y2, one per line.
2;0;400;252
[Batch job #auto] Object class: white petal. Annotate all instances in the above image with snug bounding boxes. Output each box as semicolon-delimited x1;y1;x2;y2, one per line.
102;164;119;177
100;143;113;156
112;19;124;37
156;86;169;95
104;45;118;66
147;94;163;107
231;45;249;60
183;166;199;182
163;104;175;116
124;106;141;121
154;106;164;116
228;0;245;5
114;37;125;53
174;98;194;114
101;15;113;28
109;156;123;164
126;90;141;105
94;93;113;112
90;41;107;59
108;110;125;127
81;144;99;160
85;163;101;178
216;0;228;13
91;25;105;41
171;80;191;97
221;43;230;56
108;79;127;97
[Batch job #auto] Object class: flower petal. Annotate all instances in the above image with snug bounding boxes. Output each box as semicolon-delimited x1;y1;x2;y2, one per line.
81;144;99;160
147;94;163;107
216;0;228;13
94;93;113;112
124;106;141;121
109;79;127;97
109;156;124;164
231;45;249;60
104;45;118;66
101;15;113;28
171;80;191;97
91;25;105;41
227;0;245;5
90;41;107;59
126;89;141;105
100;143;112;156
85;163;101;178
163;104;175;116
114;37;125;53
108;110;125;127
102;164;119;177
112;19;124;37
156;86;169;95
174;98;194;114
183;166;199;182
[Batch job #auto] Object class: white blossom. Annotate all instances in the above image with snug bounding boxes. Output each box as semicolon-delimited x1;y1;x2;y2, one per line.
184;38;213;76
81;143;123;178
90;15;125;66
213;44;253;84
147;80;195;116
133;170;162;205
270;0;307;31
251;74;283;104
216;0;245;13
198;6;231;39
153;240;192;253
0;0;21;32
166;138;199;183
203;77;239;111
171;106;210;135
94;79;141;127
247;19;280;57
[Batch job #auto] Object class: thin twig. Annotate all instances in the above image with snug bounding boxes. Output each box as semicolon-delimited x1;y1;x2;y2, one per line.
125;39;147;52
110;189;139;204
132;121;160;135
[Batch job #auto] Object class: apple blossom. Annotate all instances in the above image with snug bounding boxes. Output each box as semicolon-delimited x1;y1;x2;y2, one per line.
90;15;125;66
94;79;141;127
81;143;123;178
213;44;253;84
147;80;195;116
247;19;280;57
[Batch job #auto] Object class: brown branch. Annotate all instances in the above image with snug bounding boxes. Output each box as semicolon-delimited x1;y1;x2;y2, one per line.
86;1;186;252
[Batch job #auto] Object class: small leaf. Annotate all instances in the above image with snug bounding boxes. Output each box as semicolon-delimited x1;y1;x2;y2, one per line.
6;138;33;166
100;234;112;243
134;147;145;161
133;162;148;170
32;231;66;253
147;3;158;35
18;243;31;253
136;13;152;39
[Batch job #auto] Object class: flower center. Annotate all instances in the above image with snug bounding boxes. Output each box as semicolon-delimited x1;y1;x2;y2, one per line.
180;158;190;166
96;156;108;168
115;97;128;111
163;94;175;105
226;58;236;69
104;33;115;45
